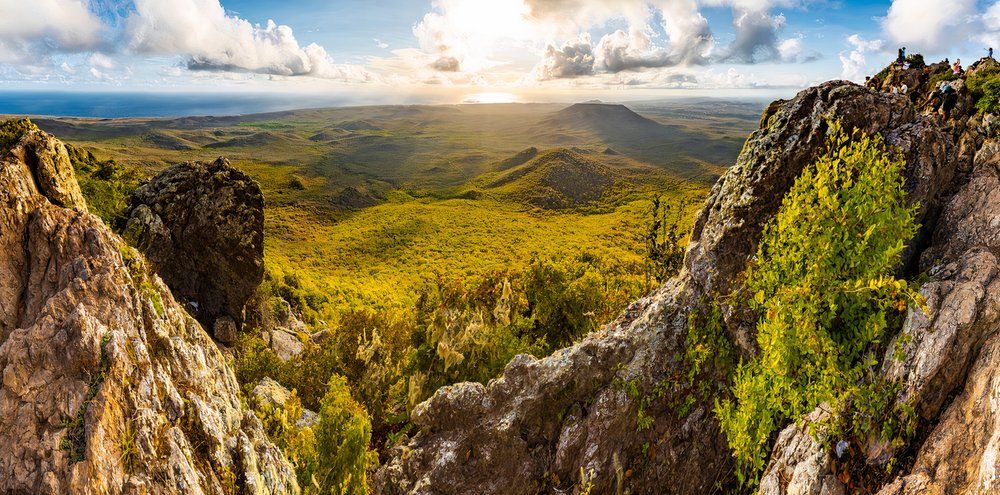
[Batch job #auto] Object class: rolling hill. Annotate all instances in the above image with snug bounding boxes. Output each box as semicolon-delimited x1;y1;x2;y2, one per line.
478;147;666;210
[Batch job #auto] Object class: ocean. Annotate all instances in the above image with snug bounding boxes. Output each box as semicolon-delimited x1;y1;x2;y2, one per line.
0;91;359;118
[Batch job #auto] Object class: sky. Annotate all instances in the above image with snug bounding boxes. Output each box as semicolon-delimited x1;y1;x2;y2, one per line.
1;0;999;103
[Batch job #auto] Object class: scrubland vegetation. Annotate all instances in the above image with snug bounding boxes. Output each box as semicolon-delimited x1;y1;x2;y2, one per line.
714;123;924;487
43;102;745;492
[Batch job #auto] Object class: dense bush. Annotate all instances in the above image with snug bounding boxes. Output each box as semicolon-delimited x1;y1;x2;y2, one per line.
311;375;375;495
715;123;923;486
68;145;144;226
238;252;648;458
0;118;33;153
967;66;1000;114
255;376;374;494
644;196;688;284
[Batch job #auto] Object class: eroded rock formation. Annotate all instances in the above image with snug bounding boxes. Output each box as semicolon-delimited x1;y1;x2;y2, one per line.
0;123;297;494
125;157;265;331
377;61;1000;495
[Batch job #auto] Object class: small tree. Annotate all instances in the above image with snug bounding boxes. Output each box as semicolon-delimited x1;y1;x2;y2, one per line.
644;197;688;286
312;375;374;494
715;122;923;486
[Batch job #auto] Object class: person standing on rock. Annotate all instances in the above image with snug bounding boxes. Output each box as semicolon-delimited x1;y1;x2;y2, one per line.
953;59;963;75
942;84;959;121
897;47;906;66
990;47;994;59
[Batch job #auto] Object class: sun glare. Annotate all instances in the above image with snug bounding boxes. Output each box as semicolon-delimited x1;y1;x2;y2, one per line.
462;92;520;104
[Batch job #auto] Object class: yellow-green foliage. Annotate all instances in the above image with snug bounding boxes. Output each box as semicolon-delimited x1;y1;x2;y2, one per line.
312;375;374;495
254;383;372;494
239;253;646;449
67;145;144;227
264;194;693;321
967;65;1000;114
715;123;923;486
0;118;33;153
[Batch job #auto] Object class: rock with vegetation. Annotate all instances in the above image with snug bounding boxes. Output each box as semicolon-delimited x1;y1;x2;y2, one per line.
376;66;995;494
0;121;297;494
124;157;265;330
0;119;87;210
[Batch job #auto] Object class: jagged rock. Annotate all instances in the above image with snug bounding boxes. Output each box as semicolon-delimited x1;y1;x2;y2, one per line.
0;123;297;493
214;317;238;346
251;378;319;430
744;64;1000;495
375;82;960;495
124;157;264;331
877;332;1000;494
3;123;86;210
269;329;304;362
759;407;845;495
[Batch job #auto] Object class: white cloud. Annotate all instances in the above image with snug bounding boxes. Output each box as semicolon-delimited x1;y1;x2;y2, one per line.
594;29;673;72
0;0;104;65
533;34;596;80
883;0;977;50
840;34;884;82
777;37;802;61
374;38;389;49
88;52;116;70
126;0;374;81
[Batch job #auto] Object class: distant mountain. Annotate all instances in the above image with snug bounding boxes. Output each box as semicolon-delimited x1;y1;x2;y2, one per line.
535;103;732;180
542;103;665;135
482;148;627;209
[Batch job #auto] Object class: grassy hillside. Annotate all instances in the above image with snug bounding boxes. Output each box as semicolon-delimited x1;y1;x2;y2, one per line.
24;100;756;319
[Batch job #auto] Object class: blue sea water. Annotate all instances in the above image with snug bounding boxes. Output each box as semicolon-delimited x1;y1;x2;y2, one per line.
0;91;358;118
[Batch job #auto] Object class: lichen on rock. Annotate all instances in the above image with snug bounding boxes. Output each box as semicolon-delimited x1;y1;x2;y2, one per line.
0;122;297;494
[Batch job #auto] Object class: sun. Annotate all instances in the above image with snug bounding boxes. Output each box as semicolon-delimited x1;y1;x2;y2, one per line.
462;92;520;104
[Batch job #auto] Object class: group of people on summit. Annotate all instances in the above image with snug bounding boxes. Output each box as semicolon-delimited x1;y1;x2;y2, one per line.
863;46;995;122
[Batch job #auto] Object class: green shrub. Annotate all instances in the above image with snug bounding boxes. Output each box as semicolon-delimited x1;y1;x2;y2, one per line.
312;375;375;495
968;67;1000;114
928;71;960;89
715;122;922;486
0;118;33;154
644;196;688;285
67;145;144;227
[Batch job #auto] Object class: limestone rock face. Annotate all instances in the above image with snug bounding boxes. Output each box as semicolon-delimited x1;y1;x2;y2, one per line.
125;157;264;330
0;124;297;494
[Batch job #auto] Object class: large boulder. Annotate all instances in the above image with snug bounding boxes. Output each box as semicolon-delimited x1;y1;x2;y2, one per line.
374;82;961;494
2;121;87;210
125;157;264;330
0;122;297;493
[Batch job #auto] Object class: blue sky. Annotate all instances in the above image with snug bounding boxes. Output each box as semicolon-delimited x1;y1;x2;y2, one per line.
1;1;998;103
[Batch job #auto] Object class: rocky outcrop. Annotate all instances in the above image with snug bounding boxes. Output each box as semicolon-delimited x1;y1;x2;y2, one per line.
3;124;87;210
375;81;963;494
124;157;265;331
0;123;297;494
871;137;1000;494
377;60;1000;493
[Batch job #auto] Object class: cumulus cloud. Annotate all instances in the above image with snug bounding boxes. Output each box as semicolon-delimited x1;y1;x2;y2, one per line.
0;0;104;65
719;9;785;63
840;34;884;82
534;34;596;80
430;56;461;72
594;29;678;72
126;0;373;81
883;0;977;50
